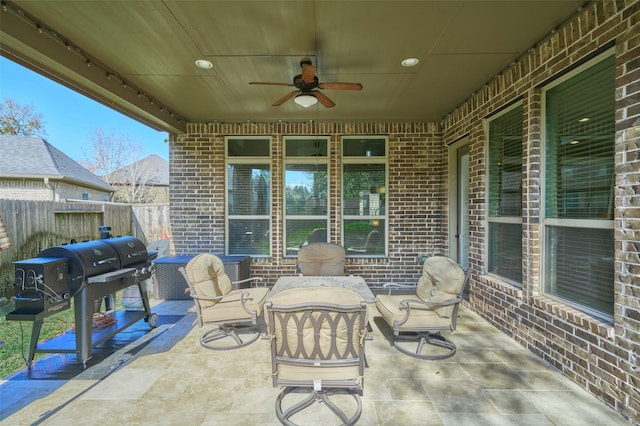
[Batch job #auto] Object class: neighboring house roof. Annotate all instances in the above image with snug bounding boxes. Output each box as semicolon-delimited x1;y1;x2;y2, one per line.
108;154;169;186
0;135;114;192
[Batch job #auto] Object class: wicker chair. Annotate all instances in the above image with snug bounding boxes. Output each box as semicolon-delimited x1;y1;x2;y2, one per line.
179;253;269;349
265;287;368;425
376;256;468;360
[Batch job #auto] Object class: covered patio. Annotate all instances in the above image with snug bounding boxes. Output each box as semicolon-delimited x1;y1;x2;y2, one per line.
1;0;638;423
0;299;628;425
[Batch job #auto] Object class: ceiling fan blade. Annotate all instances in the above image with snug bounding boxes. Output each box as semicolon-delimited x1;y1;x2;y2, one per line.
313;91;335;108
272;90;300;106
249;82;295;87
318;82;363;91
301;63;316;83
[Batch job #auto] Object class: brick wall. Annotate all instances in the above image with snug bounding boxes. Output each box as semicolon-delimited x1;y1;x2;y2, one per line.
441;1;639;422
170;122;442;286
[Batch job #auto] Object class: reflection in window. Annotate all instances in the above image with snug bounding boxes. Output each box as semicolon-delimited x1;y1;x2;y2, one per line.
342;137;387;257
284;137;329;256
487;104;523;284
226;138;271;256
543;52;615;319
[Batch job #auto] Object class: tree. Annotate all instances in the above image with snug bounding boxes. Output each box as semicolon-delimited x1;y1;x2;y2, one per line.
80;128;158;203
0;98;46;136
108;156;160;204
80;128;139;178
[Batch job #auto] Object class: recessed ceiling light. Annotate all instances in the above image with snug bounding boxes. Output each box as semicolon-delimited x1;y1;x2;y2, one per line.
578;117;590;122
401;57;419;67
195;59;213;69
569;140;580;145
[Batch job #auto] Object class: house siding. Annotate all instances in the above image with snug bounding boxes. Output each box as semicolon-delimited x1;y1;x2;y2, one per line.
169;0;638;422
0;179;111;202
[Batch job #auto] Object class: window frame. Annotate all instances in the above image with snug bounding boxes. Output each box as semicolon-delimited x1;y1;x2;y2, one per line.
485;102;524;286
225;136;272;257
341;136;389;258
540;49;615;321
282;136;330;257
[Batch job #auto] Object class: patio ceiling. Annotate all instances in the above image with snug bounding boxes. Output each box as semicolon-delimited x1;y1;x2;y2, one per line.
1;1;585;134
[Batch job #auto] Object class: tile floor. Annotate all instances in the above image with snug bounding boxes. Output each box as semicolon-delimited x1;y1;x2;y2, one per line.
0;300;631;425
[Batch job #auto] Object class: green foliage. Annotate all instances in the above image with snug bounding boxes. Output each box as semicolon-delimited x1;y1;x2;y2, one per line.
0;98;46;136
0;300;75;378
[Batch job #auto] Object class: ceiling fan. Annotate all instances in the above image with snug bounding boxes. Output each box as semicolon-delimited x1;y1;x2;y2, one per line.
249;59;363;108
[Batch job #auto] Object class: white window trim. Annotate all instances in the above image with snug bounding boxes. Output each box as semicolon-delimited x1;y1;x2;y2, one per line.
225;136;272;257
341;136;389;257
283;136;330;257
484;101;524;284
539;49;615;319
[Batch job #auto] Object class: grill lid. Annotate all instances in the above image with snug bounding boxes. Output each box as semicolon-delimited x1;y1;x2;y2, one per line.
38;240;120;295
102;236;148;268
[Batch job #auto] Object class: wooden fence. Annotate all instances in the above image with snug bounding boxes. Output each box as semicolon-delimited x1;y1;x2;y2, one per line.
0;199;170;299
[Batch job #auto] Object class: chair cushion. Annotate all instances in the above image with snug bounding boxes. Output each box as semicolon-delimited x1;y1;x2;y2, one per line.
297;242;346;276
416;256;466;318
185;253;233;308
200;287;270;322
376;294;453;331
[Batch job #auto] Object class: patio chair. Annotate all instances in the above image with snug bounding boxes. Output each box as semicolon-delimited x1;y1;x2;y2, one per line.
376;256;468;360
179;253;269;350
265;287;368;425
296;242;348;276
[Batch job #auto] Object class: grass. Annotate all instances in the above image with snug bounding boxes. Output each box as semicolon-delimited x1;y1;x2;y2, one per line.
0;290;135;378
0;300;76;378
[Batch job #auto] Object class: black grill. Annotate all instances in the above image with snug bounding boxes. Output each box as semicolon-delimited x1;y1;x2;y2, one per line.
6;234;158;367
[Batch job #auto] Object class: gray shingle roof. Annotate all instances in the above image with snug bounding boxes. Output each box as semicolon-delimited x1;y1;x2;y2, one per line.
108;154;169;186
0;135;113;192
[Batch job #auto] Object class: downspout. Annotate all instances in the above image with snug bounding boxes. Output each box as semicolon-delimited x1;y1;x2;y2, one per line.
44;177;54;201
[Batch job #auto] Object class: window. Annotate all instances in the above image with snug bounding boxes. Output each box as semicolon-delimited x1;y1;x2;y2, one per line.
342;137;387;257
543;52;615;319
487;104;523;284
284;137;329;256
226;137;271;256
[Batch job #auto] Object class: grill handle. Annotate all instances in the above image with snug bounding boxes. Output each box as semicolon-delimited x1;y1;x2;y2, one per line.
93;257;118;267
14;296;41;302
127;250;147;259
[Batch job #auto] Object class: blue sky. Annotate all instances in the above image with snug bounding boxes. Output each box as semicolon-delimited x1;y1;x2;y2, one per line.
0;57;168;161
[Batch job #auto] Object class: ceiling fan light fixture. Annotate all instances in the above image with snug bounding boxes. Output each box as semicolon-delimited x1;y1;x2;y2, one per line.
294;93;318;108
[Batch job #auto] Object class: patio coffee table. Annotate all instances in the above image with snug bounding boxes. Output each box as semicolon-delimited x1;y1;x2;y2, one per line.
269;275;376;304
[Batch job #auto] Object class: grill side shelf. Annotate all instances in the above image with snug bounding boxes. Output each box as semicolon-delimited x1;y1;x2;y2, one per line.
87;268;138;284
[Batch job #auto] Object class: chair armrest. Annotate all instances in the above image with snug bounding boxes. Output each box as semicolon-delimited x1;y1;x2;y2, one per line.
424;296;463;308
399;296;462;311
189;293;225;302
233;276;265;287
189;290;255;305
382;282;416;295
